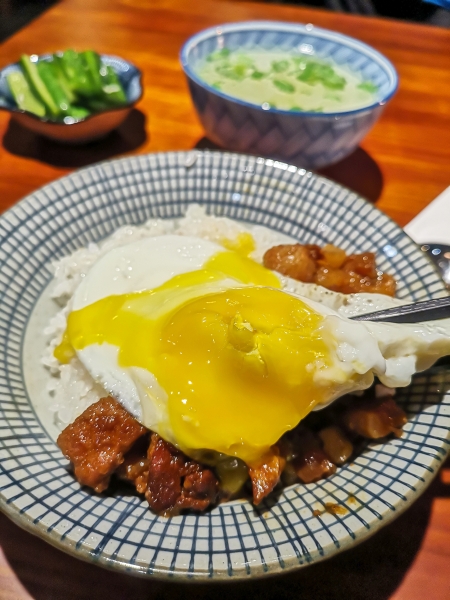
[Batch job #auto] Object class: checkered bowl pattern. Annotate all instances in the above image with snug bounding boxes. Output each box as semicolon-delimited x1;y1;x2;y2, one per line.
0;151;448;580
181;21;398;169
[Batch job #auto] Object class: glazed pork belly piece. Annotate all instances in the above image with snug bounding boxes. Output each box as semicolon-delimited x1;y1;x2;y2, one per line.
263;243;396;296
280;429;337;485
116;434;151;494
58;398;219;514
57;393;408;513
248;446;285;504
145;433;219;515
57;396;147;492
342;396;407;439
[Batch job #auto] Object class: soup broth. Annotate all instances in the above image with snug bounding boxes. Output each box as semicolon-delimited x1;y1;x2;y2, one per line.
198;48;378;112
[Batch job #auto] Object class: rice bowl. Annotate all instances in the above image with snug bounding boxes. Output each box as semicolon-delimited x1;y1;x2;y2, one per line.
1;150;448;578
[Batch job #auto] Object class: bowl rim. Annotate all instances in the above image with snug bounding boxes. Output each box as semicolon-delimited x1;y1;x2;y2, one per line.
180;20;399;118
0;52;143;127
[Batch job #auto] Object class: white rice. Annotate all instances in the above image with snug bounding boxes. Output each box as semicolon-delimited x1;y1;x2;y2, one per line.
43;205;401;430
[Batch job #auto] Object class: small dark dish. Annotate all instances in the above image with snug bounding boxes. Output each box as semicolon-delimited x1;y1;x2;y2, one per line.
0;54;143;143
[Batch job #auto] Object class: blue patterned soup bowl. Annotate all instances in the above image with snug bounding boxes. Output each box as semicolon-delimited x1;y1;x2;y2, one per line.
180;21;398;169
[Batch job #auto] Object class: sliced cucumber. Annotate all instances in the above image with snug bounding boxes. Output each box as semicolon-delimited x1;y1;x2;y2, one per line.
6;70;46;117
19;55;60;117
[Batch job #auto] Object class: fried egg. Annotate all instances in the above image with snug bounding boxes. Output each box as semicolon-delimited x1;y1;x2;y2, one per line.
55;234;450;466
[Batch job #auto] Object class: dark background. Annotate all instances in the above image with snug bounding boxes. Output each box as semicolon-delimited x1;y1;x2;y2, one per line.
0;0;58;43
0;0;449;44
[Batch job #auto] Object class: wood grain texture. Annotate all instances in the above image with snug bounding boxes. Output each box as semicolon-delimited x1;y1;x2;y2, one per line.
1;0;450;224
0;1;449;599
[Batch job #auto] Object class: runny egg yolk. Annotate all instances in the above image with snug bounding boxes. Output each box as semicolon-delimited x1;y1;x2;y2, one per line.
55;249;330;465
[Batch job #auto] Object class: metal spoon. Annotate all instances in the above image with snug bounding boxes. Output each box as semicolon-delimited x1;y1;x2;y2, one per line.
351;296;450;324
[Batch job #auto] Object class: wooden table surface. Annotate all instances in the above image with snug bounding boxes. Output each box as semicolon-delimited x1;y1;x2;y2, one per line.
0;1;449;598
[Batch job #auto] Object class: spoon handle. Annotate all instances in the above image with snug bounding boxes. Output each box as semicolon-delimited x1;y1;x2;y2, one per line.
351;296;450;324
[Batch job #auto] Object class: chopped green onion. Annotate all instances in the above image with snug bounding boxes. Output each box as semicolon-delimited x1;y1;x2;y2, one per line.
251;70;265;80
207;48;231;62
273;79;295;93
272;60;289;73
216;62;250;81
297;61;346;90
358;81;378;93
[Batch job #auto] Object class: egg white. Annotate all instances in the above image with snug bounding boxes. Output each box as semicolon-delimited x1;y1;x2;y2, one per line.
64;234;450;459
72;235;227;310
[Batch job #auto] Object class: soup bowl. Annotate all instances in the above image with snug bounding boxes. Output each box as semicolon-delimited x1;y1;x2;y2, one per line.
180;21;398;169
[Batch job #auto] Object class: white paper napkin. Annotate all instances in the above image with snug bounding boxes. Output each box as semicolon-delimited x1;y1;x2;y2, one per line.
404;186;450;245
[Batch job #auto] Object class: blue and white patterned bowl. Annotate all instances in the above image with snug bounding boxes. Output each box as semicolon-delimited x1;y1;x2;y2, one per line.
181;22;398;169
0;54;143;144
0;151;448;580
